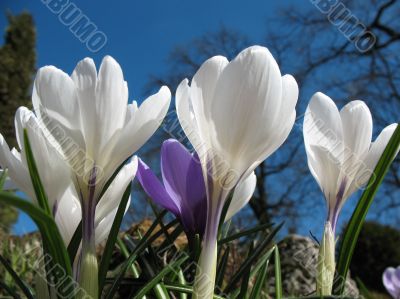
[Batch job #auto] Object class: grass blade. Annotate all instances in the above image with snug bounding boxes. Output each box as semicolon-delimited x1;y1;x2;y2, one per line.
249;257;269;299
0;254;34;299
0;281;22;299
218;222;273;245
0;192;72;278
163;284;225;299
23;129;51;215
335;124;400;295
215;245;230;289
0;168;8;189
224;222;283;294
67;221;82;261
237;242;254;299
104;210;171;299
274;246;282;299
133;255;188;299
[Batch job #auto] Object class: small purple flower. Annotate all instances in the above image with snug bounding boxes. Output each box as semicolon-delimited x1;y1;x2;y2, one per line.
137;139;207;235
383;266;400;299
136;139;256;237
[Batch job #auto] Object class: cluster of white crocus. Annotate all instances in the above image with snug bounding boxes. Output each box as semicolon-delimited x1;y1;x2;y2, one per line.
0;46;397;299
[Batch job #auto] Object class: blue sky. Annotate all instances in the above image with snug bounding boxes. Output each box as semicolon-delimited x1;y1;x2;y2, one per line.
0;0;309;235
0;0;303;99
1;0;391;238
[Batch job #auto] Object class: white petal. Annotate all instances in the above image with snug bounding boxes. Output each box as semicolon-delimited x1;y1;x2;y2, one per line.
32;66;81;133
71;58;98;156
339;100;372;178
225;172;256;221
304;92;343;162
94;56;128;153
95;157;138;227
353;123;398;189
279;75;299;123
54;186;81;245
103;87;170;177
210;46;285;176
95;197;131;245
18;107;71;207
0;134;32;197
176;79;203;152
191;56;228;143
306;144;341;206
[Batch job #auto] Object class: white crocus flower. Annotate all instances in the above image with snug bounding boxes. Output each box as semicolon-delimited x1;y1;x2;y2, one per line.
31;56;170;297
0;107;137;247
176;46;298;298
303;92;398;295
32;56;170;200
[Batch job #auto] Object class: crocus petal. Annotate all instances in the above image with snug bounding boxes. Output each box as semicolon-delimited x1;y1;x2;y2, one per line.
307;144;341;207
95;157;138;227
304;93;343;199
71;57;98;157
136;158;179;215
32;66;85;151
304;92;343;158
225;171;256;221
383;266;400;299
352;123;398;189
0;135;32;196
95;197;131;245
339;101;372;181
161;139;207;233
161;139;203;206
103;86;171;179
94;56;128;152
55;186;82;245
15;107;71;207
209;46;285;177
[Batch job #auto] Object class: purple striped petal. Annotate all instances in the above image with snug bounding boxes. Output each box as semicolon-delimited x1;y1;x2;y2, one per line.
383;266;400;298
136;158;179;215
161;139;207;234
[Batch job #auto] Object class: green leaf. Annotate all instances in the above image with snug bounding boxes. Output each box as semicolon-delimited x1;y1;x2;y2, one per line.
218;222;273;245
98;182;132;292
228;246;275;299
224;222;283;294
274;246;282;299
335;123;400;295
355;277;374;299
23;129;51;215
163;283;226;299
104;211;175;299
0;280;22;299
0;192;72;279
67;221;82;261
216;245;230;289
0;254;34;299
249;257;269;299
134;255;188;299
238;242;254;299
0;168;8;190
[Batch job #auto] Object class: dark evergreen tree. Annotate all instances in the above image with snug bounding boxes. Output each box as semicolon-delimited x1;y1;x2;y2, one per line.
0;12;36;232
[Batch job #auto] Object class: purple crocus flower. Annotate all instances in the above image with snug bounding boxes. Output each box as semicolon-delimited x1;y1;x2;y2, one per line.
383;266;400;299
136;139;256;236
